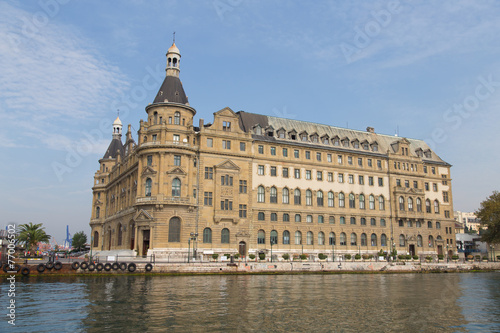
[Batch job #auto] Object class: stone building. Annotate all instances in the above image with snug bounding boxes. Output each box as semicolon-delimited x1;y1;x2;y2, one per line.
90;42;456;260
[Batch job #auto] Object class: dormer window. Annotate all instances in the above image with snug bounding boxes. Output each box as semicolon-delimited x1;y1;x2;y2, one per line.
254;126;262;135
424;149;432;158
353;140;359;149
278;130;285;139
342;139;349;148
362;141;369;150
372;143;379;152
333;137;340;146
267;131;273;137
322;136;329;144
300;133;308;142
311;135;318;143
223;121;231;131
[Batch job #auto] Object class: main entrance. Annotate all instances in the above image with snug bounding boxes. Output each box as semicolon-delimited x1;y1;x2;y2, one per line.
239;241;246;257
409;244;415;256
142;230;150;256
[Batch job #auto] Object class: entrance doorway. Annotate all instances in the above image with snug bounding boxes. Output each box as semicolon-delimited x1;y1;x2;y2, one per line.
409;244;415;256
142;230;150;256
239;241;246;257
437;245;443;256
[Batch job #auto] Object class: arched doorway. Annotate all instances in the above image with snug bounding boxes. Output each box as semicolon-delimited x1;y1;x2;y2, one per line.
239;241;246;257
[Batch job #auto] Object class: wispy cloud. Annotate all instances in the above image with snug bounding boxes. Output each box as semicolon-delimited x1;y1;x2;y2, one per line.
0;2;129;150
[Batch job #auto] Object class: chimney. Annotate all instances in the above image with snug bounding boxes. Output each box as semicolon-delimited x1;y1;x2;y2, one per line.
366;127;374;133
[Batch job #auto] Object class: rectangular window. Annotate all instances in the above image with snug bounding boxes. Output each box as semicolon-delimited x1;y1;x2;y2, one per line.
443;191;449;202
222;121;231;131
396;179;401;187
358;158;363;167
258;165;264;175
270;147;276;155
204;167;213;179
239;180;247;193
348;174;354;184
258;145;264;154
283;167;289;178
222;140;231;150
338;173;344;183
152;134;157;141
204;192;213;206
378;177;383;186
221;175;233;186
270;166;277;177
220;199;233;210
207;138;213;147
306;170;312;180
240;142;246;151
294;169;300;179
329;216;335;224
147;155;152;166
328;172;333;182
367;159;372;167
294;150;299;158
413;181;418;189
283;148;288;157
368;176;374;186
348;156;353;165
173;134;179;142
174;155;181;166
338;155;343;164
316;152;321;161
444;210;450;218
432;167;436;174
405;180;409;188
377;160;382;168
358;175;364;185
305;151;311;159
433;183;438;191
239;204;247;218
425;182;429;191
317;171;323;181
327;154;332;162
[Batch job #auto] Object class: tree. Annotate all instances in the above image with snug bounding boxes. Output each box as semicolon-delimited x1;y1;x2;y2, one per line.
476;191;500;244
72;231;88;251
17;223;51;254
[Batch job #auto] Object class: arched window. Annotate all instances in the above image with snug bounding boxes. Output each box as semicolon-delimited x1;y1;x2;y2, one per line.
172;178;181;197
328;191;335;207
221;228;230;244
270;187;277;203
270;230;278;245
349;193;355;208
258;212;265;221
399;196;405;211
283;230;290;245
203;228;212;243
370;218;376;226
379;195;385;210
282;187;289;204
359;194;365;209
318;215;324;224
339;192;345;207
93;231;99;247
257;186;265;203
360;233;367;246
295;214;301;222
428;235;434;247
294;189;301;205
369;195;375;210
350;233;357;246
95;206;100;218
257;230;265;244
436;222;441;229
168;217;181;242
426;199;431;213
283;213;289;222
416;198;422;212
350;217;356;225
408;197;413;211
174;111;180;125
399;234;405;247
417;235;423;247
295;231;302;245
307;231;313;245
434;200;439;213
117;223;123;246
329;232;336;245
317;190;324;206
371;234;377;246
153;111;158;124
145;178;152;196
340;232;346;246
306;190;312;206
428;221;433;228
318;232;325;245
381;234;387;247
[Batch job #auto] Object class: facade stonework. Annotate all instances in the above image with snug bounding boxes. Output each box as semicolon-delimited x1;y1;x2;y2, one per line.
90;43;456;260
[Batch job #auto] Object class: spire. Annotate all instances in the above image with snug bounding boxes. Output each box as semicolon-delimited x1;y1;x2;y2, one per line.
153;40;188;105
112;113;122;139
166;40;181;77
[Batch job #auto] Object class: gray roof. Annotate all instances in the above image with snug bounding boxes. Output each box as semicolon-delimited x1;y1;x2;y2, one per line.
102;138;124;159
153;76;188;104
236;111;448;165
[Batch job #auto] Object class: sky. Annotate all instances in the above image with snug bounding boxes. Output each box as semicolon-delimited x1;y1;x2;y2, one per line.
1;0;499;245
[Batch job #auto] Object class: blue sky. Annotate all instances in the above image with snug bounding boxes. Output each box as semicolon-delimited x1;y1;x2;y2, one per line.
1;0;500;244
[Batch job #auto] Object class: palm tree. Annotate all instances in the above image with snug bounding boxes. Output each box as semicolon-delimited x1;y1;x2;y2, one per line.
17;223;51;255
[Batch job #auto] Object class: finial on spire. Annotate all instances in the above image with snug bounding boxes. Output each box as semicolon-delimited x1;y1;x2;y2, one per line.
173;31;176;43
117;109;120;117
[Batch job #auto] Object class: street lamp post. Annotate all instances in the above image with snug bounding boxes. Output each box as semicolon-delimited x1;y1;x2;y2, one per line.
490;245;493;262
188;238;191;263
188;232;198;263
446;245;449;262
332;243;335;262
270;240;274;263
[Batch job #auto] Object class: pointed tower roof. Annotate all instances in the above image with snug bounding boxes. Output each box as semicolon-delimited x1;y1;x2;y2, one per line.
153;42;188;105
102;115;124;159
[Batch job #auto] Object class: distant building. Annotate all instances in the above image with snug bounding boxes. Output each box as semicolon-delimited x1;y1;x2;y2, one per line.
89;42;456;260
454;211;481;233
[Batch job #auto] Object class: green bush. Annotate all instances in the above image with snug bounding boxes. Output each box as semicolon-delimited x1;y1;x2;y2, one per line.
482;256;488;261
398;254;406;260
212;253;219;260
354;254;361;260
249;254;255;260
378;249;385;256
413;255;419;260
224;253;231;258
345;254;352;260
259;253;266;260
300;254;307;260
475;255;481;260
425;256;433;261
282;253;289;260
438;254;444;260
368;254;374;259
497;255;500;261
234;253;239;259
451;255;459;260
362;254;370;260
318;253;326;260
405;255;412;260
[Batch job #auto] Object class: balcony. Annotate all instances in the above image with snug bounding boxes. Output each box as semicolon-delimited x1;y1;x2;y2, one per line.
136;195;196;206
